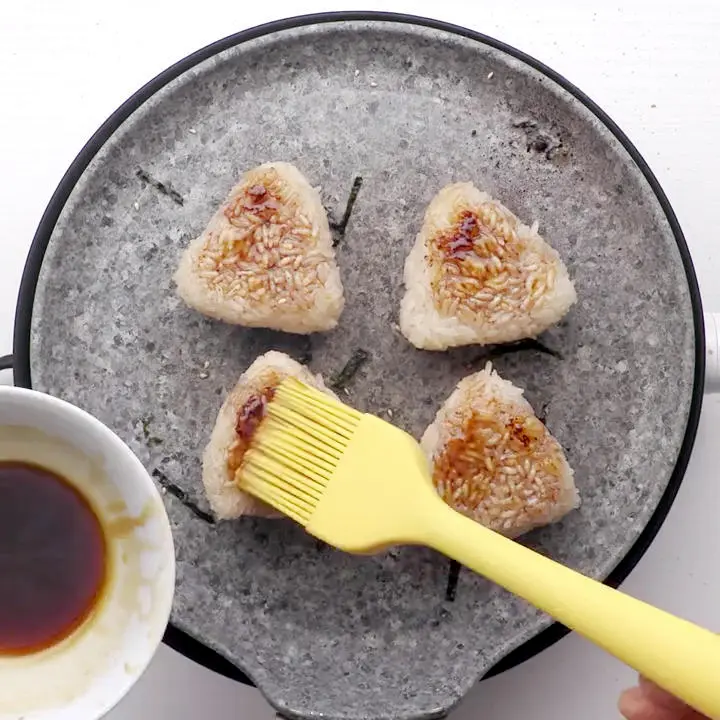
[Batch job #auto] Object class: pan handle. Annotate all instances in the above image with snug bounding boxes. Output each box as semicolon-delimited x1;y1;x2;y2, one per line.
0;354;12;373
704;313;720;394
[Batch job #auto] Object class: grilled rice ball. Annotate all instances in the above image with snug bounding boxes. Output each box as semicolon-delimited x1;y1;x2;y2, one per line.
202;351;339;520
400;182;576;350
422;363;579;538
175;162;344;334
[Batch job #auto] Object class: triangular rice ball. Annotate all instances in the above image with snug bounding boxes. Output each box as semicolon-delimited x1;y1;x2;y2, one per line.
400;182;576;350
421;363;579;538
202;351;338;520
175;162;344;334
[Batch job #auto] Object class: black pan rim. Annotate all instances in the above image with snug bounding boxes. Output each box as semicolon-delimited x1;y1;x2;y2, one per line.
12;9;705;689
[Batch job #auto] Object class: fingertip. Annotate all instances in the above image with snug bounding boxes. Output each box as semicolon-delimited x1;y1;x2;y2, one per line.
618;683;700;720
619;686;652;720
637;678;699;715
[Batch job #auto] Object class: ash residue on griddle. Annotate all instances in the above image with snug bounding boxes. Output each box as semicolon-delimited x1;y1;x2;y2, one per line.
512;117;569;162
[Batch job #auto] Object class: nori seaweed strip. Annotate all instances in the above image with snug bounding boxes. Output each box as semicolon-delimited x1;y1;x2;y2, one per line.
330;348;370;390
331;175;363;245
445;560;461;602
537;401;550;425
152;468;215;524
140;415;163;446
469;337;562;367
296;335;314;365
136;167;184;206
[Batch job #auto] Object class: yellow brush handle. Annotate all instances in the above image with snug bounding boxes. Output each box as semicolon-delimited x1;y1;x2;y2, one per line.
424;503;720;719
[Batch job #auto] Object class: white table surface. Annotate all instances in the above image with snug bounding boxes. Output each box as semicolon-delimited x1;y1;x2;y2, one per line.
2;1;719;718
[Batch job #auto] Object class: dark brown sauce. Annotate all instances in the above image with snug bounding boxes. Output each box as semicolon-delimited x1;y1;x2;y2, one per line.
224;183;280;225
0;461;106;655
227;385;277;476
235;386;276;441
436;211;482;258
243;190;280;221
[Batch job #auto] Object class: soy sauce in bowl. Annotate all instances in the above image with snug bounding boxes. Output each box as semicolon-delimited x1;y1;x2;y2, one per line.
0;461;106;655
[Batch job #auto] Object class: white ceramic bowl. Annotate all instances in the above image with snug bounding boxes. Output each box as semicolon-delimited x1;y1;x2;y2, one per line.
0;387;175;720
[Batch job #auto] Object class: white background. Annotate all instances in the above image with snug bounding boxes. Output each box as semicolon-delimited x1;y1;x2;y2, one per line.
2;2;719;718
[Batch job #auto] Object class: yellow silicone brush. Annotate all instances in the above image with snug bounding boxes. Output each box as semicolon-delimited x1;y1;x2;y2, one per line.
241;378;720;718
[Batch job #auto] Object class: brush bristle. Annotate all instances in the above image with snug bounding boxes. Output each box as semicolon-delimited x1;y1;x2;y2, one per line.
239;378;363;524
